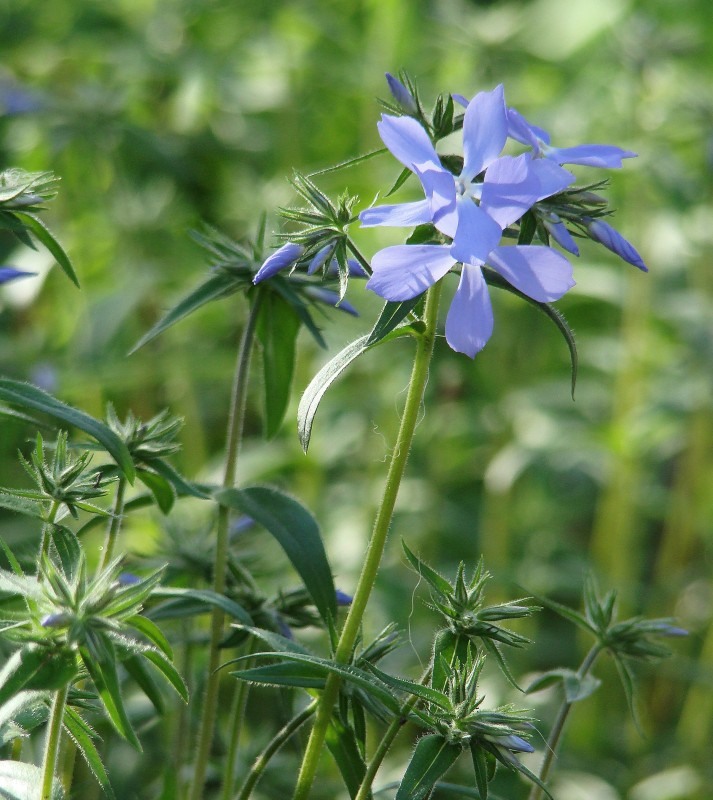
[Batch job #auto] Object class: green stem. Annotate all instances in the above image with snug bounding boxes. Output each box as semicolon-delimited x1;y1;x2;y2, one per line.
237;700;318;800
355;666;432;800
189;291;264;800
99;476;126;572
293;283;442;800
528;644;602;800
346;240;373;275
39;683;69;800
220;638;258;800
39;500;62;558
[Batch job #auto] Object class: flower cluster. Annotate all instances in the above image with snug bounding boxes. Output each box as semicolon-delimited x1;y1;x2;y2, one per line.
361;80;646;357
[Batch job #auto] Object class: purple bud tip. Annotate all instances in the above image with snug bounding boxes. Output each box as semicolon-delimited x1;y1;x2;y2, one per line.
116;572;141;586
335;590;353;606
41;612;72;628
231;516;254;535
498;734;535;753
253;242;304;284
585;218;648;272
0;267;37;284
385;73;418;115
660;625;688;638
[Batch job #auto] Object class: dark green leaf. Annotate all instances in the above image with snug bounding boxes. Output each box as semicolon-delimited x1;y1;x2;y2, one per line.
123;654;164;713
47;526;81;581
385;167;413;198
129;271;239;354
0;379;135;483
141;648;189;703
0;647;77;707
214;486;336;628
365;663;452;711
145;458;210;499
431;631;469;695
402;541;454;598
481;638;523;692
126;615;173;659
517;212;537;245
136;468;176;514
63;706;115;800
395;734;461;800
148;587;252;625
366;297;422;346
257;291;301;438
470;742;490;800
11;210;79;287
529;592;596;637
326;715;367;799
0;491;44;520
232;661;327;690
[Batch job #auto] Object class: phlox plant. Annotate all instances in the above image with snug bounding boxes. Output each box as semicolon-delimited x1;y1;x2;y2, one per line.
0;74;685;800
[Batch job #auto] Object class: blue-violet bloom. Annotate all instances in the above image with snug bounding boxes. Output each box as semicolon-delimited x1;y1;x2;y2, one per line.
385;72;418;115
584;217;648;271
253;242;305;283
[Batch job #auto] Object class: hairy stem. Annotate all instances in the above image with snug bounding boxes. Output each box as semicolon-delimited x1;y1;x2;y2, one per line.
528;644;602;800
293;283;442;800
40;683;69;800
189;291;264;800
237;700;318;800
99;476;126;574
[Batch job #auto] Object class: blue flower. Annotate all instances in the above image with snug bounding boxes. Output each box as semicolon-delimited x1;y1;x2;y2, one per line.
385;73;418;115
360;86;574;236
253;242;305;283
0;267;35;284
507;107;637;168
584;218;648;271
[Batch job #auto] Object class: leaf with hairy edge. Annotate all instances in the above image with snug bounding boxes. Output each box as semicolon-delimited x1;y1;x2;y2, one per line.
141;648;188;702
0;491;44;520
215;486;336;629
0;379;135;482
257;291;301;438
0;647;77;706
10;210;79;287
326;715;367;799
471;742;490;800
0;404;45;428
123;655;164;713
63;706;116;800
528;591;596;636
126;615;173;659
129;271;238;354
136;468;175;514
148;587;252;625
366;297;422;346
482;267;578;399
297;323;418;452
145;458;210;499
0;761;64;799
402;541;454;597
47;526;81;581
395;734;461;800
227;625;311;657
481;638;523;692
365;663;452;711
232;661;327;690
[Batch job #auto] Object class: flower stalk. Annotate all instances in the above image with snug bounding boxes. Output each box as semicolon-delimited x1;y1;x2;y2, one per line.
189;290;264;800
40;683;69;800
293;282;442;800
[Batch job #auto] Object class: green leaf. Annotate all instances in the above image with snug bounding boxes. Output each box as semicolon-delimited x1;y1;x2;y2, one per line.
141;648;189;703
402;541;454;598
148;587;252;625
144;458;210;500
228;625;311;657
47;526;81;581
529;592;597;637
365;663;452;711
10;210;79;287
0;690;47;745
63;706;115;800
395;734;461;800
385;166;413;198
525;669;601;703
482;268;578;399
136;468;176;514
129;271;239;354
0;647;77;707
0;379;135;483
470;742;490;800
326;715;367;799
517;211;537;245
297;324;417;452
0;761;64;799
123;654;164;714
431;631;469;695
481;638;523;692
612;654;641;731
0;404;45;428
257;291;301;438
232;661;327;690
214;486;336;629
80;634;141;750
366;297;422;346
126;615;173;659
0;491;44;520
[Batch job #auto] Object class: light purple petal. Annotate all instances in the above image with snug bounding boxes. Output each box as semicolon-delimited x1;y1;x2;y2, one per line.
451;199;502;265
487;245;575;302
0;267;36;284
544;144;637;168
253;243;304;284
359;199;434;228
377;114;441;172
415;165;458;237
307;243;335;274
367;244;454;301
481;155;574;228
461;85;508;182
507;107;550;149
326;258;369;278
445;265;494;357
585;219;648;271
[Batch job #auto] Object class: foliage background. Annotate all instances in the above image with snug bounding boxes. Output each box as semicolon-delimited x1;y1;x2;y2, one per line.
1;0;711;798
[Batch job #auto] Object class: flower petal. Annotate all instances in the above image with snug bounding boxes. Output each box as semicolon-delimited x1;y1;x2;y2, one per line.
461;85;508;182
415;165;458;237
585;218;648;271
542;216;580;255
445;265;494;357
506;107;550;149
0;267;36;284
487;245;575;302
253;242;304;284
544;144;637;168
481;155;573;229
359;199;434;228
377;114;441;172
451;197;503;266
367;244;454;301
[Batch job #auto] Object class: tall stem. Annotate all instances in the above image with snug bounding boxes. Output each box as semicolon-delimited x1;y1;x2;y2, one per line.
528;644;602;800
39;683;69;800
189;292;264;800
293;283;442;800
99;476;127;572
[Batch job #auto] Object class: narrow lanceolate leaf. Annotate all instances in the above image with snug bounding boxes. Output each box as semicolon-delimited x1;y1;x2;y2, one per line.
402;541;454;597
0;760;64;799
0;379;135;482
297;323;418;451
529;591;596;636
214;486;336;628
0;491;44;520
326;715;367;799
0;647;77;706
10;210;79;287
395;734;462;800
136;468;176;514
63;707;115;800
47;526;81;581
365;663;452;711
141;648;189;703
257;291;301;438
126;615;173;659
129;271;238;354
471;742;490;800
482;267;578;399
366;297;422;346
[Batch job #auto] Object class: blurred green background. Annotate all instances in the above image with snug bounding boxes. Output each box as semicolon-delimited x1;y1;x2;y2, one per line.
1;0;712;798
